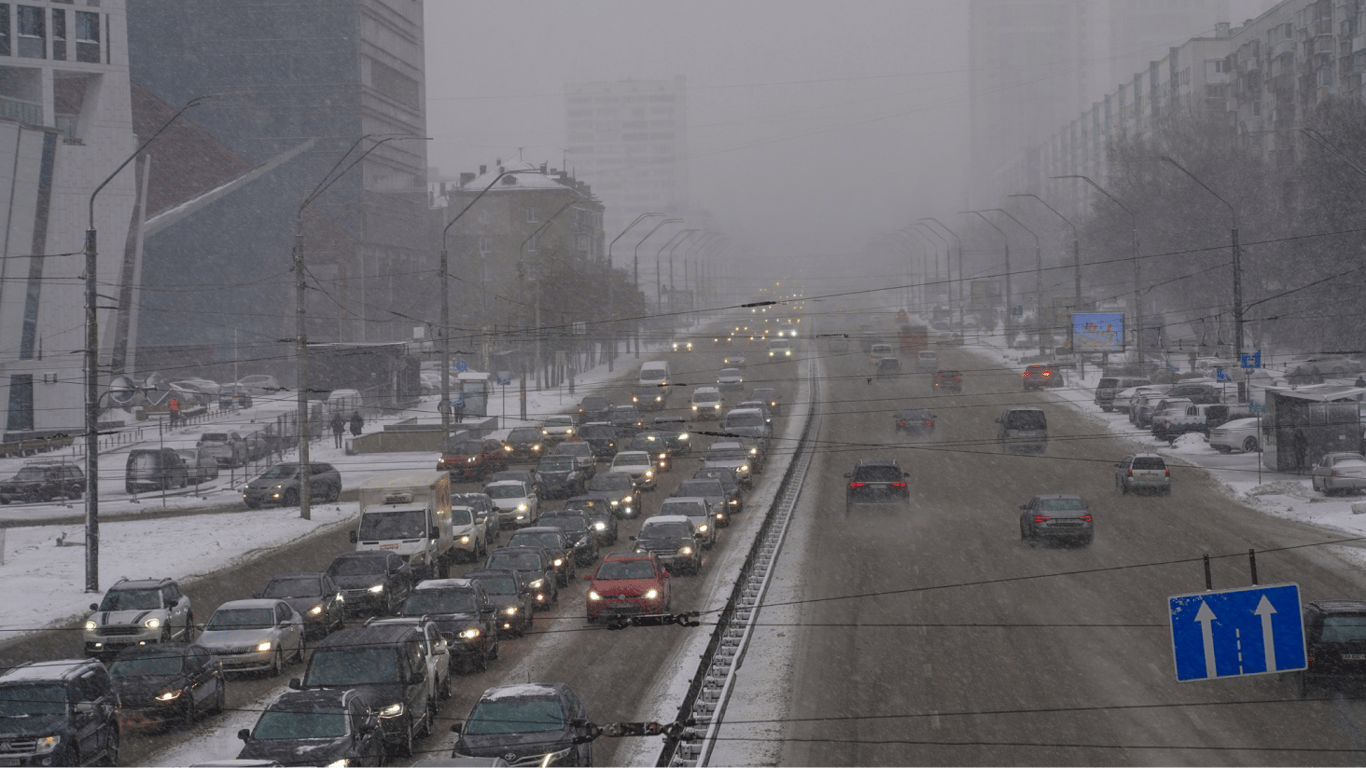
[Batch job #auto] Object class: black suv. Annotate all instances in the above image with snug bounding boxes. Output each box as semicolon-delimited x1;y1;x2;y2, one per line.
0;658;120;766
0;461;86;504
1301;600;1366;696
397;578;500;672
844;459;910;512
326;551;413;616
577;395;614;423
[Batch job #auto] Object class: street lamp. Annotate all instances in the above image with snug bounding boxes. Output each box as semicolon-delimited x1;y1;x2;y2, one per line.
917;218;964;334
913;222;949;317
83;93;218;592
657;228;696;309
958;210;1011;338
983;208;1044;355
1155;156;1243;376
606;214;664;368
905;227;938;310
633;218;682;356
1008;193;1082;344
668;230;703;308
1052;175;1144;371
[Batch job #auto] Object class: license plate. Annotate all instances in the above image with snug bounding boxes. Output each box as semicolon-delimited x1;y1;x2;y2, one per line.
609;601;634;609
1342;653;1366;661
0;759;21;767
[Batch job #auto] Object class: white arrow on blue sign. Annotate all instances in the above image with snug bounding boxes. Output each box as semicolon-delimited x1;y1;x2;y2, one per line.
455;359;468;373
1168;583;1306;682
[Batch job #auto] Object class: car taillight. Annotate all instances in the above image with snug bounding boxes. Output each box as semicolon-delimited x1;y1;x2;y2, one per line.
1308;649;1316;665
1127;469;1133;477
1023;372;1031;378
897;421;906;426
1042;371;1051;378
1165;469;1170;478
891;482;907;488
1034;515;1051;522
1079;514;1093;522
925;421;933;426
849;482;865;488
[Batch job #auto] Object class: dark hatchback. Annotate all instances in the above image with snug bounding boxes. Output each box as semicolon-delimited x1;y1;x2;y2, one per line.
326;551;413;615
894;408;936;436
673;477;732;528
692;467;744;513
1301;600;1366;696
577;423;619;460
109;643;225;726
651;415;693;454
398;579;499;672
538;508;601;566
583;472;638;518
242;462;342;508
451;682;593;767
533;455;586;499
257;571;346;637
1018;494;1094;546
934;369;963;392
563;495;623;545
502;427;546;463
485;547;559;609
844;459;910;512
238;688;384;766
464;568;535;638
577;395;614;423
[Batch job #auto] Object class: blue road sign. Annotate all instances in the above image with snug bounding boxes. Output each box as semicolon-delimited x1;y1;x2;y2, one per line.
1216;367;1232;383
1168;583;1306;682
1011;305;1024;317
1240;350;1261;369
455;359;469;373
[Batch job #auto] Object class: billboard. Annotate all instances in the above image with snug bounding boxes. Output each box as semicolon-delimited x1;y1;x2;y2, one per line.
1073;313;1124;353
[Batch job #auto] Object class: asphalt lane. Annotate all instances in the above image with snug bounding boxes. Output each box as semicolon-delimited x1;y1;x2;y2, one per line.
779;341;1366;766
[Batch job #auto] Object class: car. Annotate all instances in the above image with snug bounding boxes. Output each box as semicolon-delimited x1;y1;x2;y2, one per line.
671;338;694;353
722;353;748;368
326;550;414;616
714;333;734;346
538;508;601;566
717;367;745;392
651;415;693;454
631;515;703;575
673;477;732;528
0;460;85;504
256;571;347;637
453;492;499;545
693;466;744;512
873;357;901;378
608;405;645;432
197;598;306;677
750;387;782;415
1123;385;1173;423
532;455;586;499
576;422;620;460
626;430;672;472
721;407;772;444
579;472;639;521
1022;363;1062;390
217;388;253;409
1115;453;1171;495
396;579;498;673
562;495;621;545
548;440;597;476
174;449;219;485
235;374;283;397
894;408;935;436
294;624;433;758
844;459;910;513
237;688;385;767
1094;376;1151;412
197;431;248;467
631;383;669;411
576;394;614;423
362;615;454;706
83;577;194;660
609;450;658;490
483;480;540;528
438;438;508;482
124;447;190;494
242;462;342;508
914;350;938;373
1131;391;1172;428
507;527;576;585
1299;600;1366;696
463;568;535;638
1167;382;1221;405
484;546;559;609
691;386;724;419
540;414;577;443
446;502;490;562
109;643;225;726
767;339;793;358
0;658;121;767
657;497;717;549
702;441;753;487
1019;494;1093;545
490;468;542;497
1312;452;1366;496
501;427;546;463
933;369;963;392
997;407;1049;454
1208;417;1262;454
450;683;593;766
585;552;671;623
868;343;894;363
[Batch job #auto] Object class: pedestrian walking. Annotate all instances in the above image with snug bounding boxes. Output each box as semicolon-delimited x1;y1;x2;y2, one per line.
349;410;364;437
454;399;465;424
168;396;181;427
330;412;345;448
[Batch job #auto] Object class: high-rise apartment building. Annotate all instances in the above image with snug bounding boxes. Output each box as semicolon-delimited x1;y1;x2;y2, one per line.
564;76;688;250
1105;0;1230;94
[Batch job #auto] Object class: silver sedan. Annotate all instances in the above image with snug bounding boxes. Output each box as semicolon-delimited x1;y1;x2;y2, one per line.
1311;453;1366;496
196;599;306;676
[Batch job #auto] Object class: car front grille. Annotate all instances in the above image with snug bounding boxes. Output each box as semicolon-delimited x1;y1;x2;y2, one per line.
99;626;144;636
0;738;39;754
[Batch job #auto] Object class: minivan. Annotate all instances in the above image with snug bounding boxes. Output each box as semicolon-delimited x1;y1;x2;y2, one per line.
639;361;671;400
125;448;189;494
691;386;723;420
996;408;1048;454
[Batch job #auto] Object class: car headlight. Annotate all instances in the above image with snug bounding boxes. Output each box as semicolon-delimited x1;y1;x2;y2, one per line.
84;620;97;631
542;429;550;436
542;747;573;765
712;404;721;410
553;558;564;567
155;689;183;701
144;617;162;630
679;433;689;440
697;524;709;533
458;628;481;640
378;702;404;718
325;759;353;768
529;579;545;589
466;456;476;463
644;470;653;478
308;605;324;616
680;546;694;555
33;736;60;755
505;606;518;615
634;547;648;554
566;428;574;435
460;535;471;544
504;446;513;452
517;502;529;512
623;495;633;504
594;521;607;530
730;499;739;506
644;589;659;600
588;590;601;601
256;641;273;652
717;512;726;519
368;584;385;593
740;465;749;472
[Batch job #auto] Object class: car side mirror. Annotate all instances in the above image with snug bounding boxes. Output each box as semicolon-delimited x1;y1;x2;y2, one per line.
73;701;95;715
348;531;358;544
288;678;302;690
903;472;910;478
450;722;463;735
238;728;252;742
629;535;637;541
430;526;440;539
89;603;99;611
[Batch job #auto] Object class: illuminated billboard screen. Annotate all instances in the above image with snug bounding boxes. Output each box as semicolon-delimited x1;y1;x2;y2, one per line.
1073;313;1125;353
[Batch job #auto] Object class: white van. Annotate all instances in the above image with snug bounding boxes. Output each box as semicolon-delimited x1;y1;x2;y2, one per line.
639;361;671;398
691;386;723;420
767;339;792;358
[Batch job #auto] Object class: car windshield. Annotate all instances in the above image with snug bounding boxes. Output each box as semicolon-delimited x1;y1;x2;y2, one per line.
487;484;526;499
358;508;427;540
305;648;401;686
1132;457;1166;470
694;392;719;403
1319;615;1366;643
706;448;747;462
327;557;384;577
642;522;691;538
1098;378;1119;389
9;467;47;482
259;464;300;480
539;457;576;472
678;480;723;496
1038;498;1086;512
262;577;321;599
449;440;483;454
0;685;66;716
475;576;517;595
597;560;658;580
452;508;474;526
201;433;229;443
1005;411;1047;430
252;704;348;740
581;397;609;409
545;417;573;428
586;475;630;494
726;413;764;427
1335;459;1366;469
508;429;540;442
487;552;543;571
404;590;478;615
615;455;648;467
109;654;184;678
466;698;565;735
509;532;560;550
580;426;614;438
695;470;735;488
753;389;776;399
899;410;932;420
207;608;275;631
99;588;160;611
720;370;741;378
556;444;591;456
544;516;587;532
855;466;903;482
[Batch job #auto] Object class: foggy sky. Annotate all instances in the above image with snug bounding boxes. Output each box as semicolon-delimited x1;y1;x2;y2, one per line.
424;0;1269;280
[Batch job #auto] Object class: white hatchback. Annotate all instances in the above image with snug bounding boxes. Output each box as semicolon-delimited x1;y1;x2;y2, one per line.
609;451;657;490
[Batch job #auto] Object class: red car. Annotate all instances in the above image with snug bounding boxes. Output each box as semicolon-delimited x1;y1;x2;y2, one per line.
584;553;671;623
437;438;508;482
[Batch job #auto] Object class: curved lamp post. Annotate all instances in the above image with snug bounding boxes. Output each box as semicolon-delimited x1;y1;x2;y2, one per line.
958;210;1011;336
913;222;949;314
918;218;964;335
634;218;682;355
983;208;1043;354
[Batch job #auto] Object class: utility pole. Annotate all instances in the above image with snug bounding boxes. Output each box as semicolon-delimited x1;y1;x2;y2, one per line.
984;208;1042;355
1009;193;1083;353
633;218;681;357
959;211;1011;340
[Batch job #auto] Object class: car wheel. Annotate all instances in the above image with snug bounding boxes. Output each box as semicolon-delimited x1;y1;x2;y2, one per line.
332;610;345;633
211;677;226;714
551;584;560;604
100;725;119;767
396;716;416;758
182;691;197;726
1212;445;1231;454
1243;437;1259;453
1118;478;1128;495
183;612;195;642
441;669;452;700
1101;405;1112;413
293;635;305;663
268;648;282;677
327;484;341;502
1080;534;1094;546
1020;520;1029;541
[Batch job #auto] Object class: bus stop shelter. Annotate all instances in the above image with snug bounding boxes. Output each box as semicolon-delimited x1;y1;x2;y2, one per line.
1261;384;1366;473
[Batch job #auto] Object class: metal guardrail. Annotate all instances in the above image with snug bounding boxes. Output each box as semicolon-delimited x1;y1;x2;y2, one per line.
658;356;819;766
